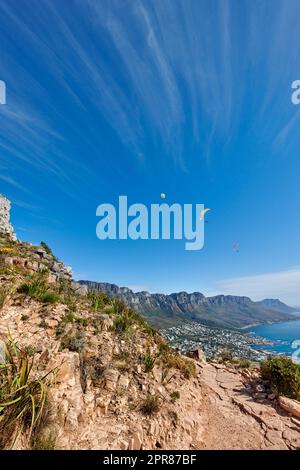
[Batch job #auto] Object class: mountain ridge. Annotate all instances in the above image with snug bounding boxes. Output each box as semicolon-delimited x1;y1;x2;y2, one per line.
79;280;296;329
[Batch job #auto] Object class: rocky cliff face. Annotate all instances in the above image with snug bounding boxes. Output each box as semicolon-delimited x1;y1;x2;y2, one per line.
0;195;16;241
79;281;295;329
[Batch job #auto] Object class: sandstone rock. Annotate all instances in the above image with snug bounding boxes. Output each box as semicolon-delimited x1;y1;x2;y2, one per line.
129;432;142;450
118;440;129;450
58;399;69;424
104;369;119;391
51;262;61;273
96;397;110;415
279;396;300;418
13;257;26;267
188;348;206;363
34;248;47;258
64;266;73;275
65;408;79;430
282;428;300;449
118;375;130;390
55;355;79;387
291;417;300;428
45;319;59;328
39;349;50;363
47;273;58;284
26;260;40;271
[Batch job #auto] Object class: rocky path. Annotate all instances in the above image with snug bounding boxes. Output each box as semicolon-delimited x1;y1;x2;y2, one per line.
197;362;300;450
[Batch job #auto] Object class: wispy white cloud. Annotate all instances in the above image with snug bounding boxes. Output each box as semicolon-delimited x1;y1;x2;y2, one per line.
208;266;300;306
0;175;29;192
1;0;299;180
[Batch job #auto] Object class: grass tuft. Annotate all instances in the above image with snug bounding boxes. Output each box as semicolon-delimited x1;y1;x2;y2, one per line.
143;349;155;373
0;339;50;449
140;394;160;416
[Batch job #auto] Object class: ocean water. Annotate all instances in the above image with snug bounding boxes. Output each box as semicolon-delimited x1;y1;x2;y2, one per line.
247;312;300;359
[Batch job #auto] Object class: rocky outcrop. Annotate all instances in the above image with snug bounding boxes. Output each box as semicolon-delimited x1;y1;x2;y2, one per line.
79;281;295;329
0;195;16;241
0;296;204;450
279;396;300;419
198;362;300;450
0;243;73;284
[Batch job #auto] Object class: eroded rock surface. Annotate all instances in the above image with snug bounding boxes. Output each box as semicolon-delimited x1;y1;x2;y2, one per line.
197;362;300;450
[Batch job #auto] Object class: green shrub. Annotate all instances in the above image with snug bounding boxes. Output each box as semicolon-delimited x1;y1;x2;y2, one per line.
112;298;127;315
260;356;300;399
88;292;110;312
40;241;53;256
103;305;115;315
40;291;60;304
76;317;89;327
18;273;49;301
140;395;160;416
24;346;36;357
111;315;132;335
62;311;76;323
40;241;58;262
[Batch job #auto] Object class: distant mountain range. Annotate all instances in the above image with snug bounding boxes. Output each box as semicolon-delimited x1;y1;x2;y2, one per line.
79;281;297;329
256;298;296;314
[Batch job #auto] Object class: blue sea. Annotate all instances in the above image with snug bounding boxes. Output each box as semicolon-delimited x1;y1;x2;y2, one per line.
247;312;300;359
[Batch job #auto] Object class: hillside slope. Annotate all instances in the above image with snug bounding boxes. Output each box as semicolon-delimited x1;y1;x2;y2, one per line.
257;298;297;314
0;234;299;450
79;281;295;329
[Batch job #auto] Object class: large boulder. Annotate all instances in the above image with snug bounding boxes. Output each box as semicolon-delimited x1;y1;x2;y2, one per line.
279;396;300;418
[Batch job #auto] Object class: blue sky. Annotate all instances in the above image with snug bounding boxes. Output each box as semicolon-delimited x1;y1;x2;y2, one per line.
1;0;300;305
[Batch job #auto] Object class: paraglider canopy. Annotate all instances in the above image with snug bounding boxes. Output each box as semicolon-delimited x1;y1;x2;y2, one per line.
232;243;240;252
200;208;210;220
